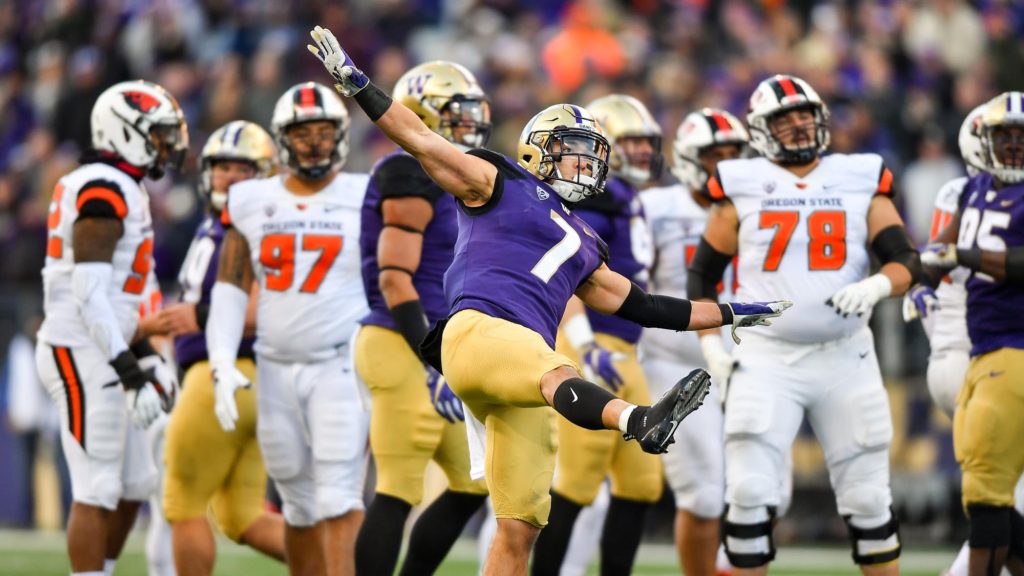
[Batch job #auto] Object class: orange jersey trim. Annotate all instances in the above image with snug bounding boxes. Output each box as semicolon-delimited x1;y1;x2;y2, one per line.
77;187;128;219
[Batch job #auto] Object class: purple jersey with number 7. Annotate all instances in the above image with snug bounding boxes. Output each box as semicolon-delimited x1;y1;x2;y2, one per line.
958;173;1024;356
444;149;609;348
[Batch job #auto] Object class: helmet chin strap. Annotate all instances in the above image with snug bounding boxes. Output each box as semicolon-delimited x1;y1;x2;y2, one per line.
550;164;599;203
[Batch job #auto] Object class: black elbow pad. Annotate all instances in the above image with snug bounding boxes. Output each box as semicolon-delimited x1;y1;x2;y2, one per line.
871;225;921;284
687;238;733;301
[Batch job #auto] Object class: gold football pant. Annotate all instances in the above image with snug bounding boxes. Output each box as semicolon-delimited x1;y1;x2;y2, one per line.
441;310;576;527
553;333;663;505
163;359;267;541
355;325;486;506
954;347;1024;509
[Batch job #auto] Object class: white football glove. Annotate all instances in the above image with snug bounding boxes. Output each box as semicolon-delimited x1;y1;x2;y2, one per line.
827;274;892;318
699;334;736;406
138;354;178;411
920;243;959;272
125;384;164;430
307;25;369;97
212;363;251;432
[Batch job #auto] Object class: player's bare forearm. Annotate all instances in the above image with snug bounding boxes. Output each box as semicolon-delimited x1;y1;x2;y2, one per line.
689;301;727;330
704;202;740;255
879;262;912;295
374;98;496;206
972;250;1010;282
244;283;259;336
216;228;254;289
73;217;123;262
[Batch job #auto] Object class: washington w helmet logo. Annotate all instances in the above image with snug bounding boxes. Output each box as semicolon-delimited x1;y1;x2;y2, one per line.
406;74;433;96
123;91;160;113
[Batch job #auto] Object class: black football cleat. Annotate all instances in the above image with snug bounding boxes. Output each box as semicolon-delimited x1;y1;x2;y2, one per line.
624;368;711;454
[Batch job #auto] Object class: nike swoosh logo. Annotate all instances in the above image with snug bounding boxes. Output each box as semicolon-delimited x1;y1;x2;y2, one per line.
990;371;1004;378
859;351;869;359
102;381;120;389
570;387;579;403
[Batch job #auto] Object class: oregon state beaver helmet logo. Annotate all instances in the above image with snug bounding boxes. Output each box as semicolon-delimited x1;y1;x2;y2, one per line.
123;91;161;113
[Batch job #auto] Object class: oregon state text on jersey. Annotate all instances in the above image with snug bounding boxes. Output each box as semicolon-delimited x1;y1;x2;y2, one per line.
641;183;737;365
39;162;155;348
707;154;893;343
222;173;369;361
926;176;970;354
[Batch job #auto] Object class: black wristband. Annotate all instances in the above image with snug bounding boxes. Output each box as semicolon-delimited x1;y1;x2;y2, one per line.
130;338;158;359
110;350;147;390
354;82;393;122
390;300;430;360
956;248;983;271
195;303;210;328
718;304;734;325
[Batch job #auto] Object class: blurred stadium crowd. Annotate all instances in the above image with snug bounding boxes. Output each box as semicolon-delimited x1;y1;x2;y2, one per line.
1;0;1022;545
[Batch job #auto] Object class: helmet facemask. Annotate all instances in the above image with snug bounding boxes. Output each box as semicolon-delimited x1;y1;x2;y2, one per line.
438;96;492;150
751;103;829;165
535;128;610;203
282;119;346;182
983;122;1024;184
147;122;189;179
613;135;663;187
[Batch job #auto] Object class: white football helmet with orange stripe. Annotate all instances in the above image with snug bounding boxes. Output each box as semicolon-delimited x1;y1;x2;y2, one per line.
747;74;830;165
517;103;611;202
271;82;350;181
585;94;663;187
90;80;189;179
671;108;749;191
959;103;987;177
979;91;1024;184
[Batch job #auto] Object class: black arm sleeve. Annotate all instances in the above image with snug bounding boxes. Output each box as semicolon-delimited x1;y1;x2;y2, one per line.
389;300;430;361
374;154;444;206
871;225;921;283
614;282;693;331
353;82;393;121
686;237;733;302
1007;248;1024;286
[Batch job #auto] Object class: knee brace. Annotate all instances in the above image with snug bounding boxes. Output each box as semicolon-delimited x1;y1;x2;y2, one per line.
843;508;901;565
723;504;776;568
968;504;1012;549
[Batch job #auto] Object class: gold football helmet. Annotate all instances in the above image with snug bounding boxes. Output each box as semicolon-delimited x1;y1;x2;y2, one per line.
199;120;276;210
585;94;663;186
393;61;491;149
517;104;610;203
979;91;1024;184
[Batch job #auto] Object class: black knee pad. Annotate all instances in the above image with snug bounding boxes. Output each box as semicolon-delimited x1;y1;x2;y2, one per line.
969;504;1013;549
843;508;901;565
722;505;777;568
552;378;616;430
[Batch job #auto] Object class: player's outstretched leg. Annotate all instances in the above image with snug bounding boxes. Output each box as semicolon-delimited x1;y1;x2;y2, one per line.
545;367;711;454
625;369;712;454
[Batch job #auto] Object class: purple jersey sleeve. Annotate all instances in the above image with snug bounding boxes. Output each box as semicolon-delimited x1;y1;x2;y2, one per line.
444;150;608;348
961;174;1024;356
359;150;459;330
575;177;648;344
173;216;255;369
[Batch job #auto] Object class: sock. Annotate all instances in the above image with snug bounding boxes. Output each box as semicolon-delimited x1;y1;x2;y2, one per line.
399;491;487;576
355;493;412;576
552;378;617;430
617;405;636;434
103;559;116;576
599;497;650;576
625;406;648;438
531;492;584;576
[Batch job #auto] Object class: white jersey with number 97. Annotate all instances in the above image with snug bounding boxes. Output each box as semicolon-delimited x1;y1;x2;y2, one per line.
710;154;894;344
223;173;369;362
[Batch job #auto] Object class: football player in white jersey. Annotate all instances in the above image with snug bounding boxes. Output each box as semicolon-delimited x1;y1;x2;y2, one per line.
35;80;186;576
205;82;370;575
641;108;746;576
689;75;921;576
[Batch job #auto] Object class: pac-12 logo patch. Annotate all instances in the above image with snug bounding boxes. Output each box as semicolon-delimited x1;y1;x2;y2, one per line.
123;91;160;113
536;186;550;201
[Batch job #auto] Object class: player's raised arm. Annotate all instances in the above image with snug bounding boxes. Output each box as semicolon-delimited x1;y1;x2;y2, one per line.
307;26;496;207
576;262;791;344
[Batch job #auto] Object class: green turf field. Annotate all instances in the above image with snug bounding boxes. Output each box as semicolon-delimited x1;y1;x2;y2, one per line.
0;529;953;575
